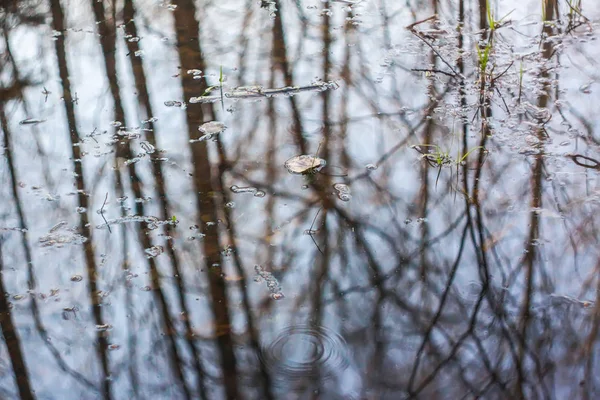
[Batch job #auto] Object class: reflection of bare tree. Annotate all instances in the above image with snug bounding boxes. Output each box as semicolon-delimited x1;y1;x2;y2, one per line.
172;1;239;398
1;0;600;398
518;0;556;397
121;1;209;397
90;1;195;397
49;1;111;397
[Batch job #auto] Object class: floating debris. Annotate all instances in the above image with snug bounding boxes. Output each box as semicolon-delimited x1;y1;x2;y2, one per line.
140;141;155;154
333;183;351;202
189;121;226;143
124;156;142;166
254;265;284;300
190;81;338;104
230;185;266;197
199;121;226;134
164;100;183;107
189;95;220;104
39;222;87;248
0;227;28;233
145;245;164;258
284;155;327;175
19;118;46;125
96;215;173;230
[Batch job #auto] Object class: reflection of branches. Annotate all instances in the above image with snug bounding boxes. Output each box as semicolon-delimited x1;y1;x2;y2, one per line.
50;1;111;397
0;105;99;393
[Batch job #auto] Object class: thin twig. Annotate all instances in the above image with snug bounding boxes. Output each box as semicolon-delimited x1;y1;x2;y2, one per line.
308;207;324;255
100;192;111;233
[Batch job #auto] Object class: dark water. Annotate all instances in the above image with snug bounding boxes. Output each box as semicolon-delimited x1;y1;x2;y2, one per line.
0;0;599;399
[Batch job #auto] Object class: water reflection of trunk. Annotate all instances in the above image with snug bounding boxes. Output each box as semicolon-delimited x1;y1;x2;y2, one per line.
272;0;307;154
458;0;469;194
307;6;334;398
122;1;210;397
213;137;275;399
417;1;438;283
49;1;112;398
518;0;556;396
0;243;35;400
0;143;35;400
0;105;98;392
90;2;193;398
171;1;239;399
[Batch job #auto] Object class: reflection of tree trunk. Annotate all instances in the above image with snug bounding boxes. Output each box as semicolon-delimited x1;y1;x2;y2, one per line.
171;2;239;399
49;1;111;398
215;137;275;400
90;1;193;396
458;0;469;194
272;0;306;154
417;0;437;282
122;1;208;397
0;190;35;400
519;0;556;397
309;9;334;398
1;104;97;392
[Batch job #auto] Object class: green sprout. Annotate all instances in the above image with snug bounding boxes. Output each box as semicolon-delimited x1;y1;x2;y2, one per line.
201;65;225;110
412;144;487;189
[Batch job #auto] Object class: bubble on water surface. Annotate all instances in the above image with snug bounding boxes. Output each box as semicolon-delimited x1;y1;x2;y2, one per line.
259;325;350;380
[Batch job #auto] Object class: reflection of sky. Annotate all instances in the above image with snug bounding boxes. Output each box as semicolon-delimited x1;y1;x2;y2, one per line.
1;0;600;398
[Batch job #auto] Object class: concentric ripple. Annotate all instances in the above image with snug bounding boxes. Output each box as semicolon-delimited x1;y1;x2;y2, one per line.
260;325;350;380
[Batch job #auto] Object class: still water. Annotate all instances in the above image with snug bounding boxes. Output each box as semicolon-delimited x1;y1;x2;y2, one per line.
1;0;599;398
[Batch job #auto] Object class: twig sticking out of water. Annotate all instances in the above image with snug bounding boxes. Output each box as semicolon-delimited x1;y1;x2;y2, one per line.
100;193;111;234
308;207;324;255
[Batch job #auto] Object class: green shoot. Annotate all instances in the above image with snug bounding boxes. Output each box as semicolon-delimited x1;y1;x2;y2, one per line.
200;65;226;111
412;144;487;189
458;146;484;163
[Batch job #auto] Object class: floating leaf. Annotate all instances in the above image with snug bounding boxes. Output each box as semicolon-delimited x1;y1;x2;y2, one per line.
284;155;326;175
